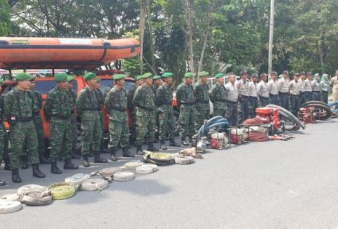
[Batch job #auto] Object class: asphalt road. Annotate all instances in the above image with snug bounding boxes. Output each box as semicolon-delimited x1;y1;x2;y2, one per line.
1;119;338;229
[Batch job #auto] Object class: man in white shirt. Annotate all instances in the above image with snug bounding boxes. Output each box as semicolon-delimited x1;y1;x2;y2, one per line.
278;70;290;110
225;72;239;126
289;73;301;115
257;73;269;107
248;73;259;118
267;71;279;105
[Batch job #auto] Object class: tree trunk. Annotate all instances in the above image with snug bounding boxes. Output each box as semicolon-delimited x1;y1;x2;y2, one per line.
147;0;155;71
139;0;147;74
186;0;194;76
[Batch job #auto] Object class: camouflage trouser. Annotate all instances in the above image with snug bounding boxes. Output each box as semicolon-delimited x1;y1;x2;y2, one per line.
159;106;175;141
238;97;249;124
129;110;136;143
213;109;226;118
248;97;258;118
226;101;238;127
108;119;129;151
135;109;156;145
0;124;6;162
195;104;209;131
81;113;102;155
50;117;73;161
179;105;196;138
61;115;77;154
10;121;39;169
35;115;46;155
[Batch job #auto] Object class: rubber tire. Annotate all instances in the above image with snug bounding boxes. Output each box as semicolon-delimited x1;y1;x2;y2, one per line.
48;183;76;200
124;161;144;170
17;184;47;195
174;156;195;165
0;193;21;201
21;191;53;206
301;103;332;120
301;100;329;108
136;164;159;174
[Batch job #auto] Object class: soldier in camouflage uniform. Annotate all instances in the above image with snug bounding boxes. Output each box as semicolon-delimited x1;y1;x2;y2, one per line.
194;71;210;130
209;73;227;117
176;72;196;145
127;75;144;145
0;79;7;186
152;75;162;142
4;73;45;183
44;73;79;174
76;72;108;167
133;72;159;155
105;74;133;161
155;72;180;150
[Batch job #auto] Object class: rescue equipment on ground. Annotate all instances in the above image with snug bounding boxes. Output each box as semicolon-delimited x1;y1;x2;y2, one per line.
79;179;109;191
48;183;76;200
142;151;175;166
136;164;159;174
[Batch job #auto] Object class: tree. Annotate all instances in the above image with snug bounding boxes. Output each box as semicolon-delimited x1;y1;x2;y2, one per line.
0;0;11;35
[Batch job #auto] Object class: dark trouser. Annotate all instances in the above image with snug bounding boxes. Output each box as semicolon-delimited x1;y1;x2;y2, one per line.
259;96;269;107
299;92;306;106
313;91;321;101
290;94;300;116
238;97;249;124
226;101;238;127
279;93;289;110
269;94;279;105
249;97;258;118
321;91;328;104
307;92;313;102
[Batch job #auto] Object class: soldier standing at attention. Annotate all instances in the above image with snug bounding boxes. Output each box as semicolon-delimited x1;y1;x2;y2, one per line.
257;73;269;107
76;72;108;167
224;73;239;126
127;75;144;145
133;72;159;155
155;72;180;150
105;74;134;161
0;79;7;185
278;70;290;110
236;70;250;123
4;73;45;183
267;71;279;105
44;73;79;174
194;71;210;130
248;73;259;118
289;73;301;116
304;72;313;102
176;72;196;146
209;73;227;117
152;75;162;142
28;76;50;163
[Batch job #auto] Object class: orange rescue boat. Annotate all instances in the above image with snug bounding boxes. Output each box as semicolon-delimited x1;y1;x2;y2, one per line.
0;37;140;69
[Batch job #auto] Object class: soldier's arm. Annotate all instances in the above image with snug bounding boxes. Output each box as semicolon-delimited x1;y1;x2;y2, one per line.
43;93;53;121
133;87;142;106
76;90;86;116
209;86;216;103
155;87;164;106
3;92;14;121
104;90;113;111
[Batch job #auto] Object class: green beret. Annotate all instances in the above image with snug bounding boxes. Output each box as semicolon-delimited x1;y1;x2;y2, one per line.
162;72;173;78
54;73;68;82
215;73;224;78
135;75;143;81
15;73;31;81
29;75;36;81
66;75;74;82
142;72;152;79
199;71;209;77
184;72;194;78
84;72;97;81
153;75;161;80
113;74;126;80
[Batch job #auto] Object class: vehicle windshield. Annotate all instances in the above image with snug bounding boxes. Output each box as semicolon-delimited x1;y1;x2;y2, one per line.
99;79;135;94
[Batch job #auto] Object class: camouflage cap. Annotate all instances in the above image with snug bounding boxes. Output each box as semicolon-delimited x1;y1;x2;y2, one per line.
162;72;173;78
184;72;194;78
215;73;224;78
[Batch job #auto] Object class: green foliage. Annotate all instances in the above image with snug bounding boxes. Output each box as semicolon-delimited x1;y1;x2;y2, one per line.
0;0;11;35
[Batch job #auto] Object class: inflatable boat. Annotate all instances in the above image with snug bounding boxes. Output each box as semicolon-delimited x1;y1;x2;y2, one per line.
0;37;140;69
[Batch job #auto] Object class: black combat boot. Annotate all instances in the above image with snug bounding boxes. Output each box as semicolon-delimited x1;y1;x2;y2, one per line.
136;145;144;155
147;142;159;152
122;147;134;157
71;152;81;159
83;155;90;167
32;164;45;178
94;152;108;163
169;138;180;147
21;155;29;169
110;149;117;161
11;169;22;183
159;140;167;150
0;180;6;186
51;161;62;174
63;159;79;170
3;157;11;170
181;137;189;146
39;152;51;164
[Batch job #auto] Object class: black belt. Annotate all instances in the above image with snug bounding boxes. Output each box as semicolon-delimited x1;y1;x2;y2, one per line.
290;94;299;96
180;102;195;105
197;101;209;104
269;94;278;97
226;100;237;104
215;99;227;102
111;107;126;112
17;117;33;122
241;95;249;98
249;96;258;99
83;108;101;111
259;96;269;99
137;104;154;111
52;114;71;120
279;92;289;95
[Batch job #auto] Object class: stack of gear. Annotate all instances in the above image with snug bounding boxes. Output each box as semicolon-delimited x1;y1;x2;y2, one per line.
229;128;249;144
210;132;229;149
174;156;195;165
255;107;281;133
198;116;230;138
142;151;175;166
48;183;76;200
298;107;314;123
246;126;269;142
179;147;204;159
21;191;53;206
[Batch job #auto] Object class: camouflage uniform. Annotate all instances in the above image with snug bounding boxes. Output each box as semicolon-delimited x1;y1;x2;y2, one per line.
68;89;78;154
127;84;137;144
209;83;227;117
0;95;9;167
44;87;74;162
76;87;103;156
133;84;156;146
194;81;210;129
176;82;196;141
4;87;39;170
105;86;130;155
